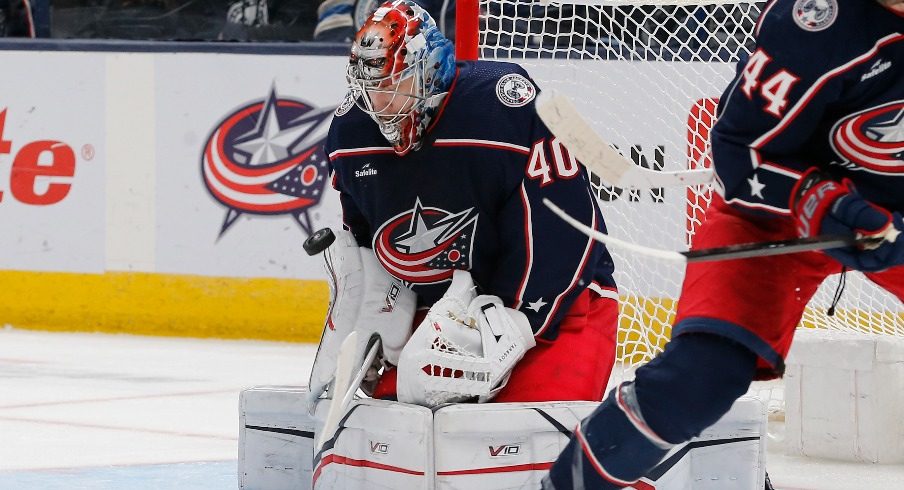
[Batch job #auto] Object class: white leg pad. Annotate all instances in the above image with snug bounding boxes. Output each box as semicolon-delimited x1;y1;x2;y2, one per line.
240;389;432;490
239;386;319;490
433;402;599;489
313;398;433;490
638;395;767;490
240;389;766;490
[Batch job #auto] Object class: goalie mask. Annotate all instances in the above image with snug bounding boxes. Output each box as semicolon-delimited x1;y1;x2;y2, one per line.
347;0;455;156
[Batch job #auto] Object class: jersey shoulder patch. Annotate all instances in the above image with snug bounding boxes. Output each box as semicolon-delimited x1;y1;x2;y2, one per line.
495;73;536;107
335;91;355;117
792;0;838;32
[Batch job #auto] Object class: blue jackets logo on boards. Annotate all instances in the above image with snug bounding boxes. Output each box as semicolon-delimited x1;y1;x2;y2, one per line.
201;86;336;238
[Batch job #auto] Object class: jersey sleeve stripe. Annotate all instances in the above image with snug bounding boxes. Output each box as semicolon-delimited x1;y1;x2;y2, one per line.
751;34;904;153
720;197;792;215
721;157;803;214
513;182;534;311
752;0;778;38
534;189;598;337
433;139;530;154
328;147;396;160
758;162;803;179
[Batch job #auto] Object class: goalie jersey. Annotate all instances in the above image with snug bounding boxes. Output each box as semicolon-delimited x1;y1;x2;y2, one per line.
711;0;904;216
325;60;617;341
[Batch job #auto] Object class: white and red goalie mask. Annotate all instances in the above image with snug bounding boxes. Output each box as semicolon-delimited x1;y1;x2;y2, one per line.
346;0;455;156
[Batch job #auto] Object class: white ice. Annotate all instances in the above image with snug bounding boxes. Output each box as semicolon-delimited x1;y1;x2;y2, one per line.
1;327;902;489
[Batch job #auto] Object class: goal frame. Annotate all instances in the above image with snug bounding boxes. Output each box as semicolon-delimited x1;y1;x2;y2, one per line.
452;0;904;401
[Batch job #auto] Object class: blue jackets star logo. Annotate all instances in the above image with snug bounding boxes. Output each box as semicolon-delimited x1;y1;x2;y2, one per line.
373;198;479;285
201;85;336;238
832;102;904;174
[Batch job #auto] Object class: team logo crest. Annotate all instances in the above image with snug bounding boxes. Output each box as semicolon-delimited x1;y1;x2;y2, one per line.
336;91;355;117
831;101;904;174
373;198;478;285
496;73;536;107
201;86;336;238
793;0;837;32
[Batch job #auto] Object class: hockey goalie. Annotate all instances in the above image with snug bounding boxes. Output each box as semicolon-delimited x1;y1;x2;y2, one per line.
239;226;610;490
239;1;766;488
239;229;766;490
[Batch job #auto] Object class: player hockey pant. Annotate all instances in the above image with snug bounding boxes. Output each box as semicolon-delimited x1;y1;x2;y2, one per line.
674;195;904;379
544;332;757;489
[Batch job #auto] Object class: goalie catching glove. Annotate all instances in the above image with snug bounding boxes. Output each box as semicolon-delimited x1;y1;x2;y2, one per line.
396;270;536;407
791;168;904;272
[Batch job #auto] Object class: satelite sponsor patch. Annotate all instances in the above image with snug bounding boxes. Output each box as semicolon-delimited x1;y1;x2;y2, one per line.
793;0;837;32
495;73;536;107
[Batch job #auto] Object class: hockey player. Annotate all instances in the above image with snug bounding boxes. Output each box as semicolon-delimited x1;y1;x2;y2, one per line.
544;0;904;488
320;0;619;407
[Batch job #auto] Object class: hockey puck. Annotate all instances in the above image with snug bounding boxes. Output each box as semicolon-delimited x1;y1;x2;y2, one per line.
304;228;336;256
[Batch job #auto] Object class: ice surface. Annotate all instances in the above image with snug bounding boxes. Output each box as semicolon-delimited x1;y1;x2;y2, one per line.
1;327;902;489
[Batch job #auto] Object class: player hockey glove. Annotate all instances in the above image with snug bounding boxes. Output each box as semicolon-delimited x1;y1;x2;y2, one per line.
791;167;904;272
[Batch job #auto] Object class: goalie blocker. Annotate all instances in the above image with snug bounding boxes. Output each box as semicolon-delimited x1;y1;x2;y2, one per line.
238;386;767;490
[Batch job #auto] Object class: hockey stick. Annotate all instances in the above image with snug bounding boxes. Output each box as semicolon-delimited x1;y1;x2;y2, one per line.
535;90;714;188
314;331;381;452
543;198;879;263
340;338;381;414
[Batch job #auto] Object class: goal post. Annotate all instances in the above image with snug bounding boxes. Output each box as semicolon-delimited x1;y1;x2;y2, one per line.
453;0;904;408
456;0;480;60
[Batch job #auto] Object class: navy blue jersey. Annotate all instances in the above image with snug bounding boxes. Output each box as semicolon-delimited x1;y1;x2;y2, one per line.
711;0;904;216
325;60;617;340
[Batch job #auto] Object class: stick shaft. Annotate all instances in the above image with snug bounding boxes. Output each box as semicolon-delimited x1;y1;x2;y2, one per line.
544;198;876;263
682;234;872;262
535;90;713;188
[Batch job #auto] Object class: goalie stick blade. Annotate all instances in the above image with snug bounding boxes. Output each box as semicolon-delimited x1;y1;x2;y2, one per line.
314;335;382;454
535;90;713;188
340;339;381;411
543;198;878;263
315;330;358;452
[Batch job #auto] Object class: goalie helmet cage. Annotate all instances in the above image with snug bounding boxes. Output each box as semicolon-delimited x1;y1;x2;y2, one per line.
454;0;904;418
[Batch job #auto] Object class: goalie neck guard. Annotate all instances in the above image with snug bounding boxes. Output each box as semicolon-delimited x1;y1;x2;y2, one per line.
346;0;455;156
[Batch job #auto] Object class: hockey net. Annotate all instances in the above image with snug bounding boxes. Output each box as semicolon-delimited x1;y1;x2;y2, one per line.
466;0;904;422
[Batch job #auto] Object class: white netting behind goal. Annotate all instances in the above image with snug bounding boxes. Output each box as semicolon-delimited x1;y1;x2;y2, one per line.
476;0;904;416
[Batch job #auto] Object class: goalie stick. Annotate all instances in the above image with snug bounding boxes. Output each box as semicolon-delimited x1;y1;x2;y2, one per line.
535;90;714;188
543;198;880;263
315;331;381;452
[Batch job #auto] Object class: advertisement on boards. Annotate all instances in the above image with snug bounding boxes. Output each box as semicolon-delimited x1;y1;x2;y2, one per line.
0;52;105;273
